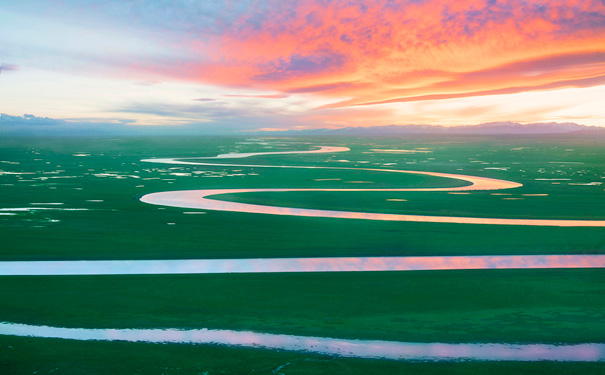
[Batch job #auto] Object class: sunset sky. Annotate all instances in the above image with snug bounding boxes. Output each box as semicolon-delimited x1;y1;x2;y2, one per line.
1;0;604;133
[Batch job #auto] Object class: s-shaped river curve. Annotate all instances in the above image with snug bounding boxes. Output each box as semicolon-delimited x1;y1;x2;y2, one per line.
140;146;605;227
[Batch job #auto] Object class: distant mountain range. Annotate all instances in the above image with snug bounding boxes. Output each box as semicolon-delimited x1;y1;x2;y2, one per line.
257;122;605;136
2;113;603;136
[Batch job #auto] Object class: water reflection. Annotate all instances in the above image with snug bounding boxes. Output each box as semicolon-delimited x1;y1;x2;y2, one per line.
141;189;605;226
1;322;603;361
140;147;605;226
0;255;603;275
141;146;351;163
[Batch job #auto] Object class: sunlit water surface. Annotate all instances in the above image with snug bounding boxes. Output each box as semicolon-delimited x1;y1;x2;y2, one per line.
140;147;605;226
3;146;603;360
1;322;603;362
0;255;603;275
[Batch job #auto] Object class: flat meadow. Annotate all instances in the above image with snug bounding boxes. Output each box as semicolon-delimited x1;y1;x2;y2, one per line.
0;135;603;374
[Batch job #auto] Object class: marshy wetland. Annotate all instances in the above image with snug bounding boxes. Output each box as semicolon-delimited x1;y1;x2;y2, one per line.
1;135;604;374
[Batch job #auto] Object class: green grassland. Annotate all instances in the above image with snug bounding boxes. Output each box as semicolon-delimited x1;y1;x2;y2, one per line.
4;335;604;375
0;135;604;374
1;269;604;343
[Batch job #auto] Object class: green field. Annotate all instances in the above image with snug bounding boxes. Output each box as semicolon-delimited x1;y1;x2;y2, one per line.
0;135;604;374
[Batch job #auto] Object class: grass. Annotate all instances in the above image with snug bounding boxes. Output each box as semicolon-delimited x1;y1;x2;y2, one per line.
0;135;604;374
3;335;605;375
0;269;604;343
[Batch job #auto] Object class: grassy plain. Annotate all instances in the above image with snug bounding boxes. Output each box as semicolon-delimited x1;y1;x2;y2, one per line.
0;135;604;374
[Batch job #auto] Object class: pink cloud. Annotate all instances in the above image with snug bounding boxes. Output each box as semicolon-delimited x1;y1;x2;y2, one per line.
151;1;605;107
0;63;19;72
324;74;605;108
224;94;289;99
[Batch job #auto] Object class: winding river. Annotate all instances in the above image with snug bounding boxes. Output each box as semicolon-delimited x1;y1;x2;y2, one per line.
1;145;604;361
140;146;605;227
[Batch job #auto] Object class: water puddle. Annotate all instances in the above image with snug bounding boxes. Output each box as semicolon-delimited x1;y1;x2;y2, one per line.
0;322;602;362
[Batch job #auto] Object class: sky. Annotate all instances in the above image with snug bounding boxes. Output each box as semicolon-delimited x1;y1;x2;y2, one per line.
1;0;604;134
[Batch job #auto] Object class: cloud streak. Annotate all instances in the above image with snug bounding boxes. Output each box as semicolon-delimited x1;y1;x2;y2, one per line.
151;0;605;107
330;74;605;108
2;0;604;128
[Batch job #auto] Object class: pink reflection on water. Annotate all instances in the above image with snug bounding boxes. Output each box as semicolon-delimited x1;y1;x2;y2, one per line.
140;188;605;226
141;146;351;164
0;255;603;275
139;146;605;227
1;322;603;361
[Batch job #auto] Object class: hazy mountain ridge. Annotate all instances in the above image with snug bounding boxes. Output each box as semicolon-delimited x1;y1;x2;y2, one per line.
2;113;603;136
258;122;603;135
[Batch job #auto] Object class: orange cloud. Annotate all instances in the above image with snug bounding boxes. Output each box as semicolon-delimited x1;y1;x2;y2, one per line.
161;0;605;107
326;73;605;108
224;94;289;99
